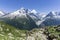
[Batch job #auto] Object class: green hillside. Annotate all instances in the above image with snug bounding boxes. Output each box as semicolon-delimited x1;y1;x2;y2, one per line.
0;21;60;40
0;21;27;40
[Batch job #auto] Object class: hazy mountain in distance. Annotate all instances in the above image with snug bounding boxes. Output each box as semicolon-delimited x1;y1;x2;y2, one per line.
40;11;60;26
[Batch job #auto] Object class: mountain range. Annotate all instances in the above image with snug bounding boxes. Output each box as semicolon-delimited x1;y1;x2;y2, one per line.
0;8;60;30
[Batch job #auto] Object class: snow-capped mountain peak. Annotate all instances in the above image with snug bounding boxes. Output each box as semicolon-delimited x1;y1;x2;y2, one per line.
50;11;56;15
0;11;5;16
45;11;56;18
31;9;37;14
18;7;31;14
2;8;38;19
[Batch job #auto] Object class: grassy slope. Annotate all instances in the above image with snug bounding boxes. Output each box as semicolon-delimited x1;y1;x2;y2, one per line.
0;21;27;40
0;21;60;40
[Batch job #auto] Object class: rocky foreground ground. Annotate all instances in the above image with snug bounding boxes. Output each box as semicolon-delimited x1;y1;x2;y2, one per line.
26;28;48;40
0;21;60;40
27;26;60;40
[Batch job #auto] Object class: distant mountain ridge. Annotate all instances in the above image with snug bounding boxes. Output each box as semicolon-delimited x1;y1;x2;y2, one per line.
0;8;60;30
0;8;39;30
40;11;60;26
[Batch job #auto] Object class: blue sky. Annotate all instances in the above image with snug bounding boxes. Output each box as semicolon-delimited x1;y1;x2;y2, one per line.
0;0;60;13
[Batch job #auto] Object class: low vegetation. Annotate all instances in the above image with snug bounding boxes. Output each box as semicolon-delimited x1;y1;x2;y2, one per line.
0;21;27;40
44;26;60;40
0;21;60;40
